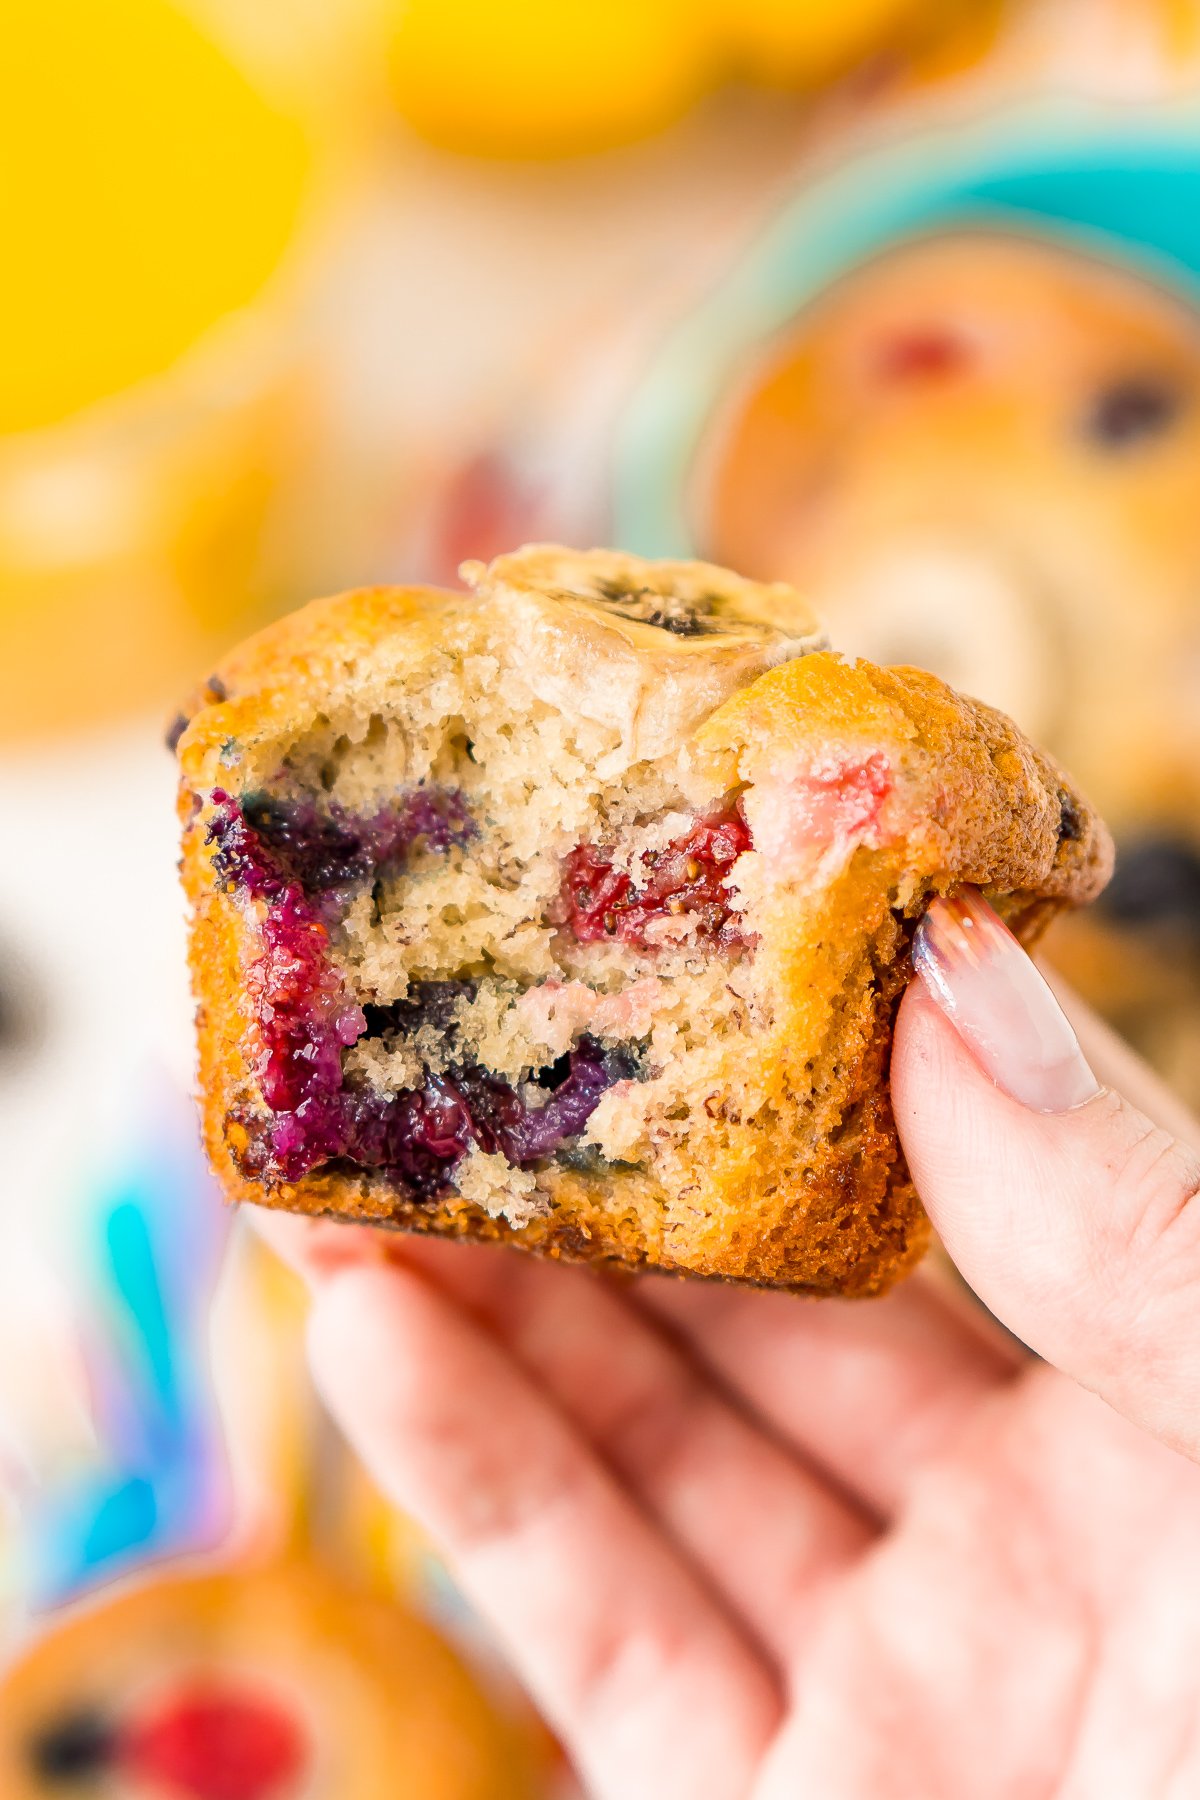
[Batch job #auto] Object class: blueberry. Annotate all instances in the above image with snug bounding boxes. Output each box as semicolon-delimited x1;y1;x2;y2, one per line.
1083;377;1184;449
1057;789;1083;845
249;1034;639;1195
241;794;373;895
207;788;474;904
500;1039;639;1164
27;1710;115;1781
164;712;190;754
361;982;476;1042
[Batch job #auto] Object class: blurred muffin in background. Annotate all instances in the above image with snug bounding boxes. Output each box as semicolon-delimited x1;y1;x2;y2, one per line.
698;233;1200;1094
704;235;1200;836
0;1554;545;1800
0;0;365;743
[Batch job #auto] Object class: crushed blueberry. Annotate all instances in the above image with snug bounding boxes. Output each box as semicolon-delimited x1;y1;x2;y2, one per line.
361;980;475;1042
503;1039;640;1163
252;1036;637;1193
1084;377;1184;448
1057;789;1083;845
563;800;753;952
207;787;473;906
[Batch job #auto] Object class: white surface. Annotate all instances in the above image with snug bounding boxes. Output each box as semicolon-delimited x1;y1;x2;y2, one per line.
0;723;193;1237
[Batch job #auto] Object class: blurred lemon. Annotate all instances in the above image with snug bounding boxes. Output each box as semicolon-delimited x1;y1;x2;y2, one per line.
386;0;707;159
0;0;346;741
382;0;966;158
3;0;311;435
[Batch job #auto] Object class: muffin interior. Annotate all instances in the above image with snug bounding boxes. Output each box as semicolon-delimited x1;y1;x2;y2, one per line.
197;554;913;1234
211;662;773;1220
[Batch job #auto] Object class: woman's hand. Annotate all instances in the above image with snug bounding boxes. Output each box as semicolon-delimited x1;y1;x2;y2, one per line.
258;893;1200;1800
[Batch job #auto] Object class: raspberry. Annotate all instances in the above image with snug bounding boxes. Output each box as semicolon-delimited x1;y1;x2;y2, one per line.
120;1687;307;1800
563;800;753;952
876;329;971;382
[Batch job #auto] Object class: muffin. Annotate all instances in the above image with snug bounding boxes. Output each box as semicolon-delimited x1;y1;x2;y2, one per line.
0;1554;539;1800
176;547;1110;1295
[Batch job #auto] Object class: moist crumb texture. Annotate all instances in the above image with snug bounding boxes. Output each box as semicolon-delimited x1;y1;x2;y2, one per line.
177;545;1112;1294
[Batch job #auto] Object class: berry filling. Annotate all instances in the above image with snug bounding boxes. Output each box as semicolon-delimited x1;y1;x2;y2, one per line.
263;1028;637;1191
209;791;640;1194
562;800;753;951
207;787;473;908
27;1690;306;1800
207;788;474;1124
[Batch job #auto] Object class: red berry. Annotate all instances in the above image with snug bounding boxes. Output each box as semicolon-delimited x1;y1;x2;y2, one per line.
563;800;754;952
876;328;970;382
120;1687;307;1800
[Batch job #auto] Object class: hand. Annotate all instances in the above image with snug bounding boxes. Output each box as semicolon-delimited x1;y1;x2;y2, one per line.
258;892;1200;1800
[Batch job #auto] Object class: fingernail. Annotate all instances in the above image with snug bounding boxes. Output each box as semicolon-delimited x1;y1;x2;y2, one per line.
912;887;1101;1113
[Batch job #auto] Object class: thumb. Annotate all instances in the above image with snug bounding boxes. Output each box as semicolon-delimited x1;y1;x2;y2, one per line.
893;888;1200;1460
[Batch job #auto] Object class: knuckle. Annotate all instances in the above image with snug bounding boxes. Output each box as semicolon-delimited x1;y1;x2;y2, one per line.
1092;1115;1200;1362
1108;1119;1200;1264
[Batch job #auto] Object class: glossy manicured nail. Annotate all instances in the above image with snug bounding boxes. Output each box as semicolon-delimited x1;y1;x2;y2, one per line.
913;888;1101;1113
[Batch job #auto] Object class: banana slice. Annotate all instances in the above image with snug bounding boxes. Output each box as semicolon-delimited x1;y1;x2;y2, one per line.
463;545;827;761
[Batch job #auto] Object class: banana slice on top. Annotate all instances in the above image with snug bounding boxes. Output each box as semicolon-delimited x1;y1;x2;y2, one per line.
464;545;827;761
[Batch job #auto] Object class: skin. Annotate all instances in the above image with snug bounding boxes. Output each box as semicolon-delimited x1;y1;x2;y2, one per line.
258;980;1200;1800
